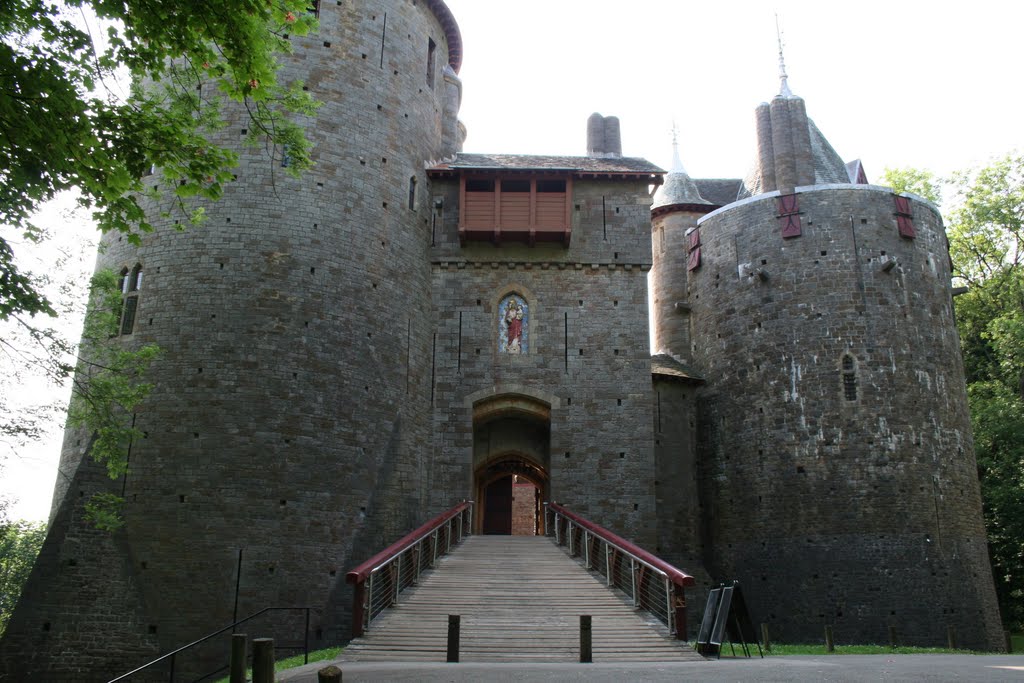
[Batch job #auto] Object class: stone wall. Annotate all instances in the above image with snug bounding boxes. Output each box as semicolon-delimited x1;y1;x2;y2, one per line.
428;176;659;544
687;185;1004;649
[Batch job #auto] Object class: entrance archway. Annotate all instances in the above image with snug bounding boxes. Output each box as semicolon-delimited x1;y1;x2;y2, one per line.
476;455;548;535
472;394;551;535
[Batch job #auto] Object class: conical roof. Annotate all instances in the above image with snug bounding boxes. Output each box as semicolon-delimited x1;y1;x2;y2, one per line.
652;135;714;211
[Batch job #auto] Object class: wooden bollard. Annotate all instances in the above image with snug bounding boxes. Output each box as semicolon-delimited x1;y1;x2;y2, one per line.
888;626;898;649
580;615;593;663
446;614;460;663
761;623;771;652
229;633;247;683
318;664;342;682
252;638;274;683
1005;630;1013;653
824;625;834;653
947;625;957;650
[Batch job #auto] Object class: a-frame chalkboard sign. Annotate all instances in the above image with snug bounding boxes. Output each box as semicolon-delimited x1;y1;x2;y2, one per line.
695;581;762;658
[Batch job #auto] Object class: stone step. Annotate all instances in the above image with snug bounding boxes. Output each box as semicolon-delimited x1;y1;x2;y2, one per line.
342;536;703;663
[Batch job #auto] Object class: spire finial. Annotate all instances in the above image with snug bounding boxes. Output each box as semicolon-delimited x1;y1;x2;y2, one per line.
776;14;793;98
670;120;686;174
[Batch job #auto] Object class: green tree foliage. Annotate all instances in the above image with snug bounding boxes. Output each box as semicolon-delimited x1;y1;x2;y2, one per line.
0;519;45;636
69;270;160;530
1;0;321;320
944;154;1024;630
882;166;942;204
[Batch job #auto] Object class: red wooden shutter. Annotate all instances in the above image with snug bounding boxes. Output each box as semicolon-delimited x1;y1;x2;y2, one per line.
777;194;802;238
687;247;701;271
687;228;701;251
894;195;915;238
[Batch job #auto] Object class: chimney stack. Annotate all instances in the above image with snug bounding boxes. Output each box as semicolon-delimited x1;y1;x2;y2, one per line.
586;113;622;157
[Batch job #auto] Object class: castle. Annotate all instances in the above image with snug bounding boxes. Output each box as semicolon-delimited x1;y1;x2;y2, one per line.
1;1;1005;679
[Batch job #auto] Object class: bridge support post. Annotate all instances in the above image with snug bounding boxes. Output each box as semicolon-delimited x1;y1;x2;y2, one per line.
672;585;687;640
580;615;593;663
447;614;461;663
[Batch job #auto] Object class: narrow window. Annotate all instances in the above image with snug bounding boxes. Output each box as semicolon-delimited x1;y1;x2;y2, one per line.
408;176;417;210
120;297;138;335
426;38;436;88
129;264;142;292
119;264;143;335
842;354;857;401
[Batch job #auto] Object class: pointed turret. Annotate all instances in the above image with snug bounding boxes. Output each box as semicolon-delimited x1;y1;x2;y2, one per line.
651;130;714;361
743;26;856;197
652;125;714;212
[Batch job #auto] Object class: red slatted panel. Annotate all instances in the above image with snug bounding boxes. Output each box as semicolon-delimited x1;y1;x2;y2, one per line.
687;246;701;271
894;196;912;216
500;194;530;228
536;193;566;227
464;192;494;227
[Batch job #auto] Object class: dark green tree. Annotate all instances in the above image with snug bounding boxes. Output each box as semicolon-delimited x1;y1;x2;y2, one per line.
944;154;1024;630
0;519;46;636
2;0;320;320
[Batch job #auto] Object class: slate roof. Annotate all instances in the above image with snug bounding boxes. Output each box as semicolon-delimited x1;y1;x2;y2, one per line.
694;179;744;207
429;153;664;175
651;354;705;382
652;171;715;210
808;119;850;185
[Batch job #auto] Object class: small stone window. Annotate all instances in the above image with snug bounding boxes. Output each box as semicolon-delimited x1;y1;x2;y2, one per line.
426;38;436;88
119;264;143;335
408;176;417;210
842;354;857;401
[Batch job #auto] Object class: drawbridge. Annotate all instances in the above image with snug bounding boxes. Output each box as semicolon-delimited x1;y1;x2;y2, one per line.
342;504;704;663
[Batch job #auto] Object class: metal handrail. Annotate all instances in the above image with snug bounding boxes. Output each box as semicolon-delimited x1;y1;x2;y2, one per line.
345;501;473;638
545;502;695;640
108;606;311;682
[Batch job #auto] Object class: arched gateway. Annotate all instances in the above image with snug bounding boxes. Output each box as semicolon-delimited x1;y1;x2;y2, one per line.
471;394;551;535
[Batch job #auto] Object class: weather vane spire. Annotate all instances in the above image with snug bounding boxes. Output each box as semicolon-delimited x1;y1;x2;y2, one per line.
776;14;793;98
670;120;686;173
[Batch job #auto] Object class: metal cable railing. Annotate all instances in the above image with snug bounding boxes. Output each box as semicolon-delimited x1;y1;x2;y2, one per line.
546;502;694;639
345;501;473;638
107;606;311;682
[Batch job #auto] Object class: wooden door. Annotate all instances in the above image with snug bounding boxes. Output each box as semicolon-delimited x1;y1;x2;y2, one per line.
482;475;513;535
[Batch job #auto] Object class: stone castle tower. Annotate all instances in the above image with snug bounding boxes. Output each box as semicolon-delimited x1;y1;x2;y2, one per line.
0;2;1004;679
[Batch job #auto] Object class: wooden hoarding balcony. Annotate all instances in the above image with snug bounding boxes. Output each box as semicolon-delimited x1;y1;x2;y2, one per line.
459;175;572;246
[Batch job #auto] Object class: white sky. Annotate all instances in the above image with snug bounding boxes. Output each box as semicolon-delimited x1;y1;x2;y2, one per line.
5;0;1024;522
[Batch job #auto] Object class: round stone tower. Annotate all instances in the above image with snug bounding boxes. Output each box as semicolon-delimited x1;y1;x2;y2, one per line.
3;2;465;680
650;137;716;357
688;171;1004;647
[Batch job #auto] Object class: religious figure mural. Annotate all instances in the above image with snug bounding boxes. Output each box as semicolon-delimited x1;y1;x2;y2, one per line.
498;294;529;354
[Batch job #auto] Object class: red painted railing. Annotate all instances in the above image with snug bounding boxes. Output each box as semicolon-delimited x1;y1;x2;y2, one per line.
545;502;695;640
345;502;473;638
